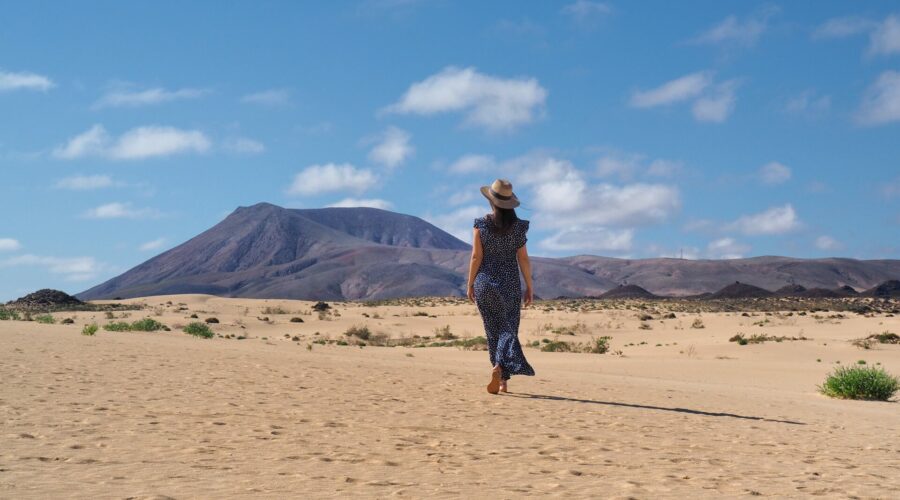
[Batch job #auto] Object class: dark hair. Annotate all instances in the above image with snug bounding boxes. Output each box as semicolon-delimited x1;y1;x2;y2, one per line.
487;202;519;234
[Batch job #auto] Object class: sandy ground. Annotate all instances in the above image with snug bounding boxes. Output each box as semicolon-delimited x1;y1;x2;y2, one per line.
2;294;899;499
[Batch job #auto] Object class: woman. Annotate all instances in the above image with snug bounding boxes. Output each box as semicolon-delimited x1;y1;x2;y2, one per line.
467;178;535;395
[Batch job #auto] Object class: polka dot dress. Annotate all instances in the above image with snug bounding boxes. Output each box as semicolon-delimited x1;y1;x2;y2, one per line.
473;215;535;381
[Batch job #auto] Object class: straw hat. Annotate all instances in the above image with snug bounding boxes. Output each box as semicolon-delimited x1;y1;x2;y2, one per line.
480;178;520;209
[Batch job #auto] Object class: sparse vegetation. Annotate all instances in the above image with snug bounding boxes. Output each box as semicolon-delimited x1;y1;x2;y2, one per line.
130;318;167;332
103;321;132;332
262;306;288;315
433;325;456;340
820;366;899;401
184;322;214;339
344;324;372;340
0;308;21;321
34;314;55;324
81;323;98;336
691;318;705;329
729;333;809;345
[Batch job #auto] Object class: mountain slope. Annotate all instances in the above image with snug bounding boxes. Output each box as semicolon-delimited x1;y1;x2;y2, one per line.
77;203;900;301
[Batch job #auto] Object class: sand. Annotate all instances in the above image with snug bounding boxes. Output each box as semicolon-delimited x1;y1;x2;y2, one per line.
2;294;899;498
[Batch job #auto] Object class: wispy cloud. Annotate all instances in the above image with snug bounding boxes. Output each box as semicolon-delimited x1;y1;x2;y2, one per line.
0;238;22;251
630;71;713;108
0;69;54;92
93;86;208;108
869;14;900;56
367;126;413;169
812;16;876;39
384;66;547;132
758;161;792;185
691;7;778;47
139;237;168;252
53;174;116;190
0;254;113;282
82;202;161;220
815;235;842;251
631;72;738;123
785;89;831;114
287;163;378;196
706;237;751;259
856;70;900;126
223;137;265;154
813;14;900;57
241;88;291;107
540;226;633;253
54;124;211;160
327;198;393;210
561;1;612;26
424;205;484;242
728;204;800;235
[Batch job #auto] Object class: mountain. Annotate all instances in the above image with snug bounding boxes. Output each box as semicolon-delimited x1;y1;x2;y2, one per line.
861;280;900;298
709;282;774;299
597;284;658;300
77;203;900;301
561;255;900;296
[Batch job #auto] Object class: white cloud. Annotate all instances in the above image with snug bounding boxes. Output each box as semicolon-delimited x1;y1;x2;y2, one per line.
0;254;112;281
93;87;208;108
0;70;54;92
83;202;161;219
0;238;22;251
287;163;377;196
691;80;738;123
54;124;210;160
759;161;792;185
367;126;413;168
707;238;750;259
223;137;265;154
728;204;800;235
241;88;291;106
139;238;167;252
691;8;777;47
540;226;633;253
857;71;900;126
785;89;831;114
815;235;841;251
561;1;612;23
425;205;485;243
53;174;115;190
327;198;393;210
448;189;476;206
630;71;713;108
384;66;547;131
448;154;497;174
595;151;683;180
869;15;900;56
812;16;876;39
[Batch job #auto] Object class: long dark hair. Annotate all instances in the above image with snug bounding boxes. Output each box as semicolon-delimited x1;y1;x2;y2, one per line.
487;202;519;234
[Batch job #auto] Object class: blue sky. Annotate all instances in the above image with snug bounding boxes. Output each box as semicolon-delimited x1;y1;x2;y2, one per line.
2;0;900;301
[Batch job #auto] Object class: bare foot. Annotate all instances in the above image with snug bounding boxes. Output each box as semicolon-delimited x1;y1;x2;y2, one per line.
499;380;508;393
487;366;501;394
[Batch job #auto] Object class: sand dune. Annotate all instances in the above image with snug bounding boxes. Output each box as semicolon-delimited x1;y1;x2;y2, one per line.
2;295;899;498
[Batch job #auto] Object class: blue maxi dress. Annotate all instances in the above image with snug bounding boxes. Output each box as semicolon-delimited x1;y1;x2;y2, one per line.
473;216;535;381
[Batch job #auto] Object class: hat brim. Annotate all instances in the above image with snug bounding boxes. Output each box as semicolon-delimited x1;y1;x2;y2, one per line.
480;186;520;209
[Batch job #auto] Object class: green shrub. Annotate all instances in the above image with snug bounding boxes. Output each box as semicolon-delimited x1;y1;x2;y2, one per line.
344;325;371;340
34;314;55;324
434;325;456;340
820;366;899;401
130;318;166;332
0;308;21;321
541;341;572;352
587;336;611;354
184;322;214;338
82;323;99;336
103;321;132;332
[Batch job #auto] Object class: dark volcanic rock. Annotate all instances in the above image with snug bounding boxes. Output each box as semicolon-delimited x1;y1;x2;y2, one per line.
837;285;859;296
7;289;84;309
312;301;330;312
775;284;807;296
802;287;842;298
862;280;900;298
709;282;774;299
598;284;658;300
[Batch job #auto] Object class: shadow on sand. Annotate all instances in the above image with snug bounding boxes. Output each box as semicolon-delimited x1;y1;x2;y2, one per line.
507;393;805;425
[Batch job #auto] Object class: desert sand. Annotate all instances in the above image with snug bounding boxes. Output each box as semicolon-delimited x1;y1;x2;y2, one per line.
2;294;899;498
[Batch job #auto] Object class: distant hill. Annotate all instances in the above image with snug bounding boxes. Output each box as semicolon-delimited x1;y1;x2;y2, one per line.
709;282;774;299
77;203;900;301
598;284;658;300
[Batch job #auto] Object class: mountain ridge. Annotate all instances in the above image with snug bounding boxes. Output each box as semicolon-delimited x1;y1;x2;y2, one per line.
77;203;900;301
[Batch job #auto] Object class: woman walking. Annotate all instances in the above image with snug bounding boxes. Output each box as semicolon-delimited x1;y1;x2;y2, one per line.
467;179;535;394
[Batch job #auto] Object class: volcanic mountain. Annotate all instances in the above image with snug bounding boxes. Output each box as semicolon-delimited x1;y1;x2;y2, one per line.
77;203;900;301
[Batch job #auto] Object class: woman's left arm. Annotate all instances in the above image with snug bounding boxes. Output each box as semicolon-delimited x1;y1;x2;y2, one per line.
467;228;483;303
517;244;533;307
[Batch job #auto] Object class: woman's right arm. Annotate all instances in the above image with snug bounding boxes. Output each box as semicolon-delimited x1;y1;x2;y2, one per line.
517;244;533;307
466;228;483;303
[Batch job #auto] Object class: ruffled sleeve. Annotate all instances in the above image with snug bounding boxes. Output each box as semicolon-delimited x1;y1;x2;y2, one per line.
473;217;484;230
517;219;529;248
